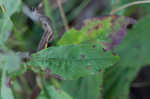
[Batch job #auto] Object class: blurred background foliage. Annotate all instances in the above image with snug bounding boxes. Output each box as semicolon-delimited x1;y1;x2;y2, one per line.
4;0;150;52
5;0;108;52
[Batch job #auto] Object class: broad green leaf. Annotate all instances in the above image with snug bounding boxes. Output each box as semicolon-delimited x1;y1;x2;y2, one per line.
38;85;72;99
0;0;21;17
57;16;134;47
1;69;14;99
104;15;150;99
28;43;119;80
0;17;12;42
0;52;21;74
0;0;21;43
61;72;103;99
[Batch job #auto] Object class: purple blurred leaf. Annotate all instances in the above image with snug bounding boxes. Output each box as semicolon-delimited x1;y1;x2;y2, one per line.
103;16;136;50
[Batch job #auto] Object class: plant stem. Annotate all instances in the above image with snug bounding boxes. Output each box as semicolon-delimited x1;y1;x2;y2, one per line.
57;0;69;31
0;5;5;13
43;0;58;38
110;0;150;15
68;0;90;21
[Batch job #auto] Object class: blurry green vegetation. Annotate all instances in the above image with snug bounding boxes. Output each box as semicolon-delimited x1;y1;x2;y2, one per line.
104;15;150;99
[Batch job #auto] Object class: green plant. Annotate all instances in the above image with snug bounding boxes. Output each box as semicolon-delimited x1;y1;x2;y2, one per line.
1;0;150;99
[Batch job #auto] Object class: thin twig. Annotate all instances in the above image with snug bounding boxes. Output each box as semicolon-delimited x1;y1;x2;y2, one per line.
31;8;54;51
37;16;53;51
110;0;150;15
57;0;69;31
28;7;54;99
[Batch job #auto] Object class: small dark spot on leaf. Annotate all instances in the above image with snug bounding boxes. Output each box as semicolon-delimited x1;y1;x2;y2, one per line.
88;28;91;32
80;54;85;59
0;49;4;53
136;44;141;49
86;66;91;70
53;74;63;80
111;15;118;23
55;88;61;93
127;24;133;29
99;70;102;72
92;45;96;48
94;25;99;30
112;52;117;56
102;48;107;52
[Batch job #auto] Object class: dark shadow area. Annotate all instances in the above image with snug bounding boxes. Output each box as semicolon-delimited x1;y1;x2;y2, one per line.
130;65;150;99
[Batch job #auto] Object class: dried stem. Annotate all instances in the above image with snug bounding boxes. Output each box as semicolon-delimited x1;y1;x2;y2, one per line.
31;8;54;51
57;0;69;31
110;0;150;15
29;7;54;99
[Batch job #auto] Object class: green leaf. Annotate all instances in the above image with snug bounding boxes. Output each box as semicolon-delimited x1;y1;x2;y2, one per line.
104;15;150;99
38;86;72;99
57;16;132;46
0;52;21;74
0;0;21;17
0;0;21;43
61;73;103;99
28;43;119;80
0;17;13;42
1;69;14;99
